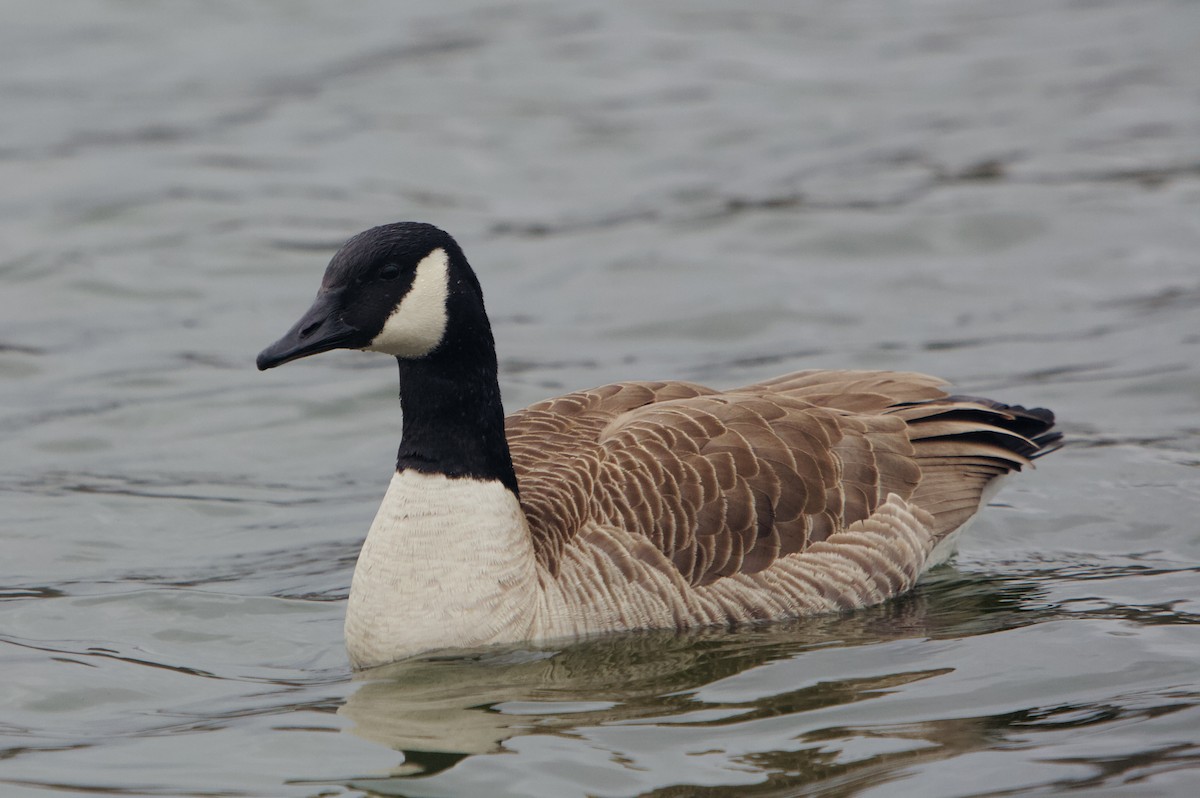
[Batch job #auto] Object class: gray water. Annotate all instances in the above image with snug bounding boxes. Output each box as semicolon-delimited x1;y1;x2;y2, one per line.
3;1;1199;796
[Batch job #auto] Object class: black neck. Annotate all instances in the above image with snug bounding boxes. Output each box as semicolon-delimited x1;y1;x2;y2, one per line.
393;303;518;496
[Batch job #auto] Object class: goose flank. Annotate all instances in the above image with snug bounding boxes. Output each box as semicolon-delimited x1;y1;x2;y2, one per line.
257;222;1060;669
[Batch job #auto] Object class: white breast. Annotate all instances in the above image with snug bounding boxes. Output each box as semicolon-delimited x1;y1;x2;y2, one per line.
344;470;542;669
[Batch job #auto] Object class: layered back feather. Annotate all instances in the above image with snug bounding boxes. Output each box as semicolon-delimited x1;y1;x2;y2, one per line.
507;370;1059;586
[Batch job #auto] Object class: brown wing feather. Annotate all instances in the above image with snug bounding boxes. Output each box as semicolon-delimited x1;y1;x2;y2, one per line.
507;381;715;574
506;371;1057;585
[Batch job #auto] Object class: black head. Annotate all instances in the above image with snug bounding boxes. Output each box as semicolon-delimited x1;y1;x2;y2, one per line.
257;222;478;370
257;222;516;493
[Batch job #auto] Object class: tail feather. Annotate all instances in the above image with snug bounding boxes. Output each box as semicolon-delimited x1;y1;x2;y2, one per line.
888;395;1059;538
1029;428;1065;459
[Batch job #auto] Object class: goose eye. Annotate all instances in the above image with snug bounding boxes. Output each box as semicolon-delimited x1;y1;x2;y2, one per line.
378;263;401;281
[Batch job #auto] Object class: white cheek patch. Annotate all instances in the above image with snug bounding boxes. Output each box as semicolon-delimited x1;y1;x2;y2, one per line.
366;248;450;358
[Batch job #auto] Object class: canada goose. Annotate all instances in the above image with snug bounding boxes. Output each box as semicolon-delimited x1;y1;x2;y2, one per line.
257;222;1060;669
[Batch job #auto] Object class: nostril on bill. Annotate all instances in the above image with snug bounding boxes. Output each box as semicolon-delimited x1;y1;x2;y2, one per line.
300;320;322;339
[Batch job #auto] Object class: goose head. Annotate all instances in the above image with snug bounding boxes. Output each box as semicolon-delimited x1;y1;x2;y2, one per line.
256;222;486;370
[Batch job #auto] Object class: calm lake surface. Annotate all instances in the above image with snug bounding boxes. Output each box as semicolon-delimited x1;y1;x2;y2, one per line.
3;2;1199;796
